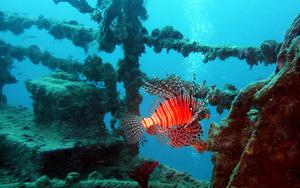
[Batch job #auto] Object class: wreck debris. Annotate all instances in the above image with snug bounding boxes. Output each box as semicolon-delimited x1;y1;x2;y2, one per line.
207;14;300;187
145;26;281;66
0;56;17;105
0;12;96;50
0;11;281;67
95;0;148;53
260;40;281;63
209;84;239;114
25;72;108;129
277;14;300;72
0;165;209;188
0;40;83;73
105;0;147;115
0;105;210;186
0;0;298;186
0;105;124;181
52;0;95;14
83;55;105;82
0;40;122;128
0;40;122;124
118;56;144;114
83;55;121;127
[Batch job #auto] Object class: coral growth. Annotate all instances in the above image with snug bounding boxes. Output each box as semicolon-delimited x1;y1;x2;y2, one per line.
0;12;96;50
0;40;83;73
0;11;280;66
0;57;16;104
95;0;148;53
207;14;300;187
83;55;121;127
83;55;105;82
25;72;107;127
0;6;275;116
0;105;208;186
52;0;95;14
95;0;147;115
0;1;299;187
146;26;281;66
118;56;144;114
0;170;209;188
277;13;300;72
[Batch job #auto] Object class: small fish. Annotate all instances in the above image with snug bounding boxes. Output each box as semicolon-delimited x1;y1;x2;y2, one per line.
122;77;210;152
21;35;37;40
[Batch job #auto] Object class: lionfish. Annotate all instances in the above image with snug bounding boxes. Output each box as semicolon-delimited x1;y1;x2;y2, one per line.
122;77;212;153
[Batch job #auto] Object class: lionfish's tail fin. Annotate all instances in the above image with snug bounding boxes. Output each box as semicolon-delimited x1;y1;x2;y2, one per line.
122;114;145;144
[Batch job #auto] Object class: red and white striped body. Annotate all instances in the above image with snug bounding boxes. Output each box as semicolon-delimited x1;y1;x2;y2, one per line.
122;78;211;152
141;94;198;129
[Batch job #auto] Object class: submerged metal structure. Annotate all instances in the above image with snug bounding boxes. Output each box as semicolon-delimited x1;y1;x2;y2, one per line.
0;0;299;187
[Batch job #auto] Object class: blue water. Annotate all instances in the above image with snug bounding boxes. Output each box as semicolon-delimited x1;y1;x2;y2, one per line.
1;0;300;181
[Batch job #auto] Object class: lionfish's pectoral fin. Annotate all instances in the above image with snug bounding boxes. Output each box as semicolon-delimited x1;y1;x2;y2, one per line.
183;114;198;128
168;122;203;148
143;76;186;99
154;125;170;145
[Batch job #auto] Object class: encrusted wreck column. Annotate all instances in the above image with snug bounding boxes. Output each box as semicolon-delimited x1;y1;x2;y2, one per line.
82;55;121;128
92;0;148;156
0;57;16;105
208;14;300;188
117;56;143;114
95;0;148;114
